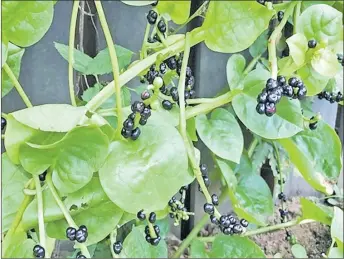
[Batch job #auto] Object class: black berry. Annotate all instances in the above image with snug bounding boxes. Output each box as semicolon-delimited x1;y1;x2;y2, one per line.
131;101;145;113
145;235;152;243
147;10;158;25
139;117;147;126
278;192;286;200
1;117;6;131
66;227;76;241
233;224;243;234
277;75;286;86
277;11;284;22
211;194;219;206
159;63;167;74
309;122;318;130
75;228;88;243
157;20;166;33
283;85;293;97
141;90;151;100
131;127;141;141
170;87;179;102
266;78;278;90
151;236;161;246
154;225;160;235
79;225;87;233
203;176;211;187
149;212;156;223
113;241;123;254
288;77;298;87
186;67;192;77
123;118;134;131
256;103;265;115
166;57;177;70
297;87;307;99
33;245;45;258
204;203;214;215
308;39;317;48
186;76;195;89
240;219;249;227
223;227;232;235
76;252;86;259
257;90;268;103
200;164;208;176
210;215;218;224
137;210;146;221
265;102;276;117
39;171;47;182
256;0;266;5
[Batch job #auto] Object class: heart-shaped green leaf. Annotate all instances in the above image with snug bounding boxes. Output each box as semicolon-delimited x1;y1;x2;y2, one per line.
249;30;269;58
208;235;265;258
2;153;31;233
311;47;341;77
296;4;343;46
3;228;36;258
196;108;243;163
278;121;342;195
226;54;246;90
298;63;330;96
1;43;25;97
190;239;209;258
2;1;54;47
203;1;274;53
286;33;308;66
99;119;192;213
232;69;304;139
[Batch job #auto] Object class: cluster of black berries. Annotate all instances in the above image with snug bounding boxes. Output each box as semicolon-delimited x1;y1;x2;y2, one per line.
33;245;45;258
199;164;211;192
337;54;344;66
210;213;249;235
146;9;167;43
317;91;343;103
113;241;123;255
66;225;88;243
137;210;161;246
121;101;151;140
1;117;6;131
76;252;86;259
256;76;307;117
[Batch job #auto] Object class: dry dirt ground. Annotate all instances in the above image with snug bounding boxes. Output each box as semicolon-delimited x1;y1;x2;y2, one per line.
167;197;333;258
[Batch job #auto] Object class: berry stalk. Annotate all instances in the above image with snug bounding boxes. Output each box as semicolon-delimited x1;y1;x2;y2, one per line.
95;0;124;139
268;1;299;79
33;176;47;256
3;63;33;108
46;173;90;258
68;0;79;107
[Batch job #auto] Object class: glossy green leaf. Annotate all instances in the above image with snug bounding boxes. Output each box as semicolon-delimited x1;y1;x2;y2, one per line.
190;239;209;258
278;56;301;77
85;45;133;75
203;1;274;53
226;54;246;90
296;4;343;46
157;1;191;24
196;108;243;163
82;83;131;109
121;1;155;6
11;104;87;132
299;198;333;225
311;47;340;77
331;207;344;246
208;235;265;258
301;1;335;10
298;63;330;96
99;119;192;213
2;1;54;47
46;200;123;246
215;156;238;191
120;226;168;258
2;153;31;233
278;121;342;195
286;33;308;66
291;244;308;258
232;69;304;139
249;30;269;58
1;43;25;97
54;42;93;74
19;126;109;193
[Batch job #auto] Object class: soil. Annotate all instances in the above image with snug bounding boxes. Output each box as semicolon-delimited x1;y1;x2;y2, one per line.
166;197;333;258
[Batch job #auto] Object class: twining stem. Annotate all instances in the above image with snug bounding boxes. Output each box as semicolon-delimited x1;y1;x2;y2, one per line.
3;63;33;108
68;0;79;107
33;176;46;253
273;142;286;222
268;1;298;79
2;181;35;256
177;33;221;220
85;29;205;113
172;192;227;258
46;173;90;258
197;219;316;243
293;2;301;35
95;1;123;137
140;22;151;59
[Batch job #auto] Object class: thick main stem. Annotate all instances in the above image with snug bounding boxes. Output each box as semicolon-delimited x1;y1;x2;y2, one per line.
3;63;33;108
95;1;123;137
46;173;90;258
68;0;79;106
34;176;46;254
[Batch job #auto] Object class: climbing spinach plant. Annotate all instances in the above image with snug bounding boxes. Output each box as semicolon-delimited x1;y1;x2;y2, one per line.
1;0;343;258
